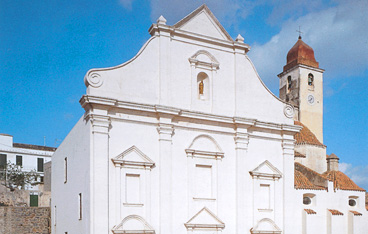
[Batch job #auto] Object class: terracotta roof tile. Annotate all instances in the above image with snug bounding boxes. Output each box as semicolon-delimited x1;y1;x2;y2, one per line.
295;151;306;158
295;162;328;190
295;170;326;190
304;209;317;214
284;37;319;71
13;143;57;152
328;209;343;215
322;171;366;192
349;210;362;216
294;121;324;147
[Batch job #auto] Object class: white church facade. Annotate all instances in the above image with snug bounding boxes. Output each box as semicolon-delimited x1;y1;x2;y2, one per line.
51;5;367;234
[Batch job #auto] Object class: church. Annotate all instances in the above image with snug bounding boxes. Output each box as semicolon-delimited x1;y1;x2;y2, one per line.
51;5;367;234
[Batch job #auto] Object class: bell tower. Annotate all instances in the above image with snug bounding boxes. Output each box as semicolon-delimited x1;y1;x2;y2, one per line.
278;36;325;143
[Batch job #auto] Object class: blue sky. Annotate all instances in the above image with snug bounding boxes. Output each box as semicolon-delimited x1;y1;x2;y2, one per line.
1;0;367;188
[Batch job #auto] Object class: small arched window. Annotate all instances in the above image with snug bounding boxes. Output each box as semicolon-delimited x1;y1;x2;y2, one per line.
287;76;292;92
308;73;314;86
303;193;315;205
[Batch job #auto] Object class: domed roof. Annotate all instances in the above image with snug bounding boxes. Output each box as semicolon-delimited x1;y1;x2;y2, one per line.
283;36;319;72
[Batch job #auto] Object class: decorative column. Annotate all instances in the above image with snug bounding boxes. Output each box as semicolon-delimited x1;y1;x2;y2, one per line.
156;106;178;234
89;113;111;234
234;118;254;234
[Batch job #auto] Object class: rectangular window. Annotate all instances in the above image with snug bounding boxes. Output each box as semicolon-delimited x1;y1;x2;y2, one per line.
64;157;67;183
16;155;22;166
195;164;212;198
0;154;7;170
54;206;57;226
259;184;270;209
37;158;44;172
40;176;44;183
126;174;140;204
78;193;82;220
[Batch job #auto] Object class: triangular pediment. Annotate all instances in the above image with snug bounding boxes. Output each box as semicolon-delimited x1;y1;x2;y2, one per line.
251;218;281;234
185;207;225;230
112;146;155;169
174;4;232;41
250;160;282;179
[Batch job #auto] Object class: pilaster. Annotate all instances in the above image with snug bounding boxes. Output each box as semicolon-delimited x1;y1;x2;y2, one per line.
282;136;295;234
234;118;253;234
88;114;111;234
156;107;176;234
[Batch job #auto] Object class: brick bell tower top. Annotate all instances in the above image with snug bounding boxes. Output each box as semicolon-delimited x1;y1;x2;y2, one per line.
284;36;319;72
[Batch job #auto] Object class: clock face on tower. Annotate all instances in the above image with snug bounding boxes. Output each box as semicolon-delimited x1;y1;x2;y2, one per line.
307;94;315;105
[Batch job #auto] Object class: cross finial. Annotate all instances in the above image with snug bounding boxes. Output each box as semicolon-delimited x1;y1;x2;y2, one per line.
296;26;303;39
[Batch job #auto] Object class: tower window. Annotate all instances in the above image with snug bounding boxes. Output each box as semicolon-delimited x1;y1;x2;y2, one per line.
308;73;314;86
303;196;312;205
287;76;292;92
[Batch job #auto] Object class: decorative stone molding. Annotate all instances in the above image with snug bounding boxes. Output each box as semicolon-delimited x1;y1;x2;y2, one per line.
112;145;155;170
250;218;282;234
185;207;225;231
84;72;104;88
189;50;220;70
186;134;224;159
112;215;155;234
86;114;111;135
283;104;295;118
250;160;282;180
157;123;174;141
234;132;249;150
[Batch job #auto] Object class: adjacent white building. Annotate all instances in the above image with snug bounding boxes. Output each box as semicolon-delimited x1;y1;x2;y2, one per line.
0;133;55;205
51;5;368;234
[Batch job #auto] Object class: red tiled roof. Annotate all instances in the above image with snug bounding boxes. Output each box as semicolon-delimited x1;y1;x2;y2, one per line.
294;162;327;190
13;143;56;152
294;121;324;147
349;211;362;216
328;209;343;216
304;209;317;214
295;170;326;190
322;171;366;192
295;151;306;158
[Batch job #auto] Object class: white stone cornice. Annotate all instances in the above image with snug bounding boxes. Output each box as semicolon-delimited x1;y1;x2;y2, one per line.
81;95;299;136
179;110;233;123
233;117;256;128
148;24;249;53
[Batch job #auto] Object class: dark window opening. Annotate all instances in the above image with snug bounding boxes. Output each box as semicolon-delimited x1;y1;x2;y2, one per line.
349;199;356;207
40;176;44;183
37;158;44;172
287;76;292;91
0;154;6;170
308;73;314;86
303;196;312;205
16;155;22;166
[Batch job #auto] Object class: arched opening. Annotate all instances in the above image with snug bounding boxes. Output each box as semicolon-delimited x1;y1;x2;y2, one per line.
308;73;314;86
287;76;292;92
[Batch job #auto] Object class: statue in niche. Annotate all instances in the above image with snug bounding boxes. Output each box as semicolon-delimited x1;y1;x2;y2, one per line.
199;80;204;95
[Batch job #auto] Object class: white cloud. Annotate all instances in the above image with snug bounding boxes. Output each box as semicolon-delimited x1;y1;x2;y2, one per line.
149;0;258;27
119;0;135;11
340;162;368;190
250;0;368;91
